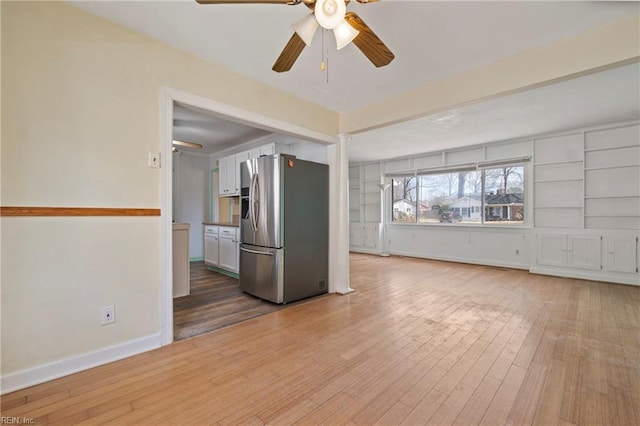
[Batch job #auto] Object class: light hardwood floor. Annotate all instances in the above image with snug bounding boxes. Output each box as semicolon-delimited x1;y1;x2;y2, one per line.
2;253;639;425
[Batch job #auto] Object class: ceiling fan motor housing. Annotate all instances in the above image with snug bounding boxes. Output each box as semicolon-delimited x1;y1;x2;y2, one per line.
315;0;346;29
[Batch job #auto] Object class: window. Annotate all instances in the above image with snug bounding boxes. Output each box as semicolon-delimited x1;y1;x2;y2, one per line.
390;164;525;225
483;166;524;224
391;177;417;223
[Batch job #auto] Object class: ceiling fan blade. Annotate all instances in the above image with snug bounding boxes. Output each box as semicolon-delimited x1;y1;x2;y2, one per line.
272;32;307;72
344;12;394;67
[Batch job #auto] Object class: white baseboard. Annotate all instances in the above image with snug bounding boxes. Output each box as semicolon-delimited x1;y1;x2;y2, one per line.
349;247;383;256
1;333;162;394
529;266;639;286
388;250;531;271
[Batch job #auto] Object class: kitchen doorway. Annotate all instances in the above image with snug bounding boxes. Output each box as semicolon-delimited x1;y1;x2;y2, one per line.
160;87;336;346
172;165;284;341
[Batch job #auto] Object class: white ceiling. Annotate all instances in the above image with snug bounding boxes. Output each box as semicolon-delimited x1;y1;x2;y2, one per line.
350;63;640;163
173;102;272;154
68;1;640;162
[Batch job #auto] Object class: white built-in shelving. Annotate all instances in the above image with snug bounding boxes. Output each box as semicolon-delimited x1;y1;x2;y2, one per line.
533;132;584;228
583;124;640;230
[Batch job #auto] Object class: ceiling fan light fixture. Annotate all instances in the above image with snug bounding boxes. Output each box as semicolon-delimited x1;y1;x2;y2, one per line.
292;14;319;46
334;19;359;50
314;0;346;29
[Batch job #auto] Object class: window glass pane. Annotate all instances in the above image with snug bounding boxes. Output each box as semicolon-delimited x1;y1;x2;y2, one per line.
390;165;525;226
483;166;525;225
392;177;417;222
417;170;482;223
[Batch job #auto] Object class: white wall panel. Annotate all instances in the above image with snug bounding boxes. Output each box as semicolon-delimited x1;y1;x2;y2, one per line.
586;167;640;198
534;162;583;182
585;124;640;150
446;147;483;165
363;205;381;223
386;225;531;269
586;216;640;230
486;140;532;160
413;154;443;170
364;181;380;193
363;163;381;180
384;159;411;173
535;208;582;228
534;181;583;208
585;198;640;217
534;133;583;163
585;146;640;169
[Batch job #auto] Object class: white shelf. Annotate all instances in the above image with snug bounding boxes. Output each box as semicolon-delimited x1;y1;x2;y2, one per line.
584;144;639;153
533;160;583;166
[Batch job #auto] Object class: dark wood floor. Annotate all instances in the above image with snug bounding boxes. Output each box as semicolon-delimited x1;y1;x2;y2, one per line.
173;262;284;340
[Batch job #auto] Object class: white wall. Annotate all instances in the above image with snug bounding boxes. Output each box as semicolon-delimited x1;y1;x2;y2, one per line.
0;1;337;390
173;152;211;260
340;14;640;133
386;225;531;270
350;121;640;286
288;139;329;164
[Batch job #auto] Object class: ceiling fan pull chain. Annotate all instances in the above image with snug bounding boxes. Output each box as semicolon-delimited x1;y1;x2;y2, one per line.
320;28;329;83
320;28;326;71
326;55;330;83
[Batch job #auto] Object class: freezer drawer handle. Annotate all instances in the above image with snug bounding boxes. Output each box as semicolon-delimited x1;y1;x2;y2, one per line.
240;247;274;256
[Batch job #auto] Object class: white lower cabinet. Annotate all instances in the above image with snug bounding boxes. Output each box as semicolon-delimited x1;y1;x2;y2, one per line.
204;225;239;274
568;235;602;271
606;235;638;273
349;223;380;251
537;233;601;270
536;233;568;267
219;227;239;273
535;232;639;282
204;226;219;267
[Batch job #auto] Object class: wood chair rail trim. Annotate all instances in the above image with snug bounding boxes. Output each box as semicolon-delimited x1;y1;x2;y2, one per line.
0;206;161;217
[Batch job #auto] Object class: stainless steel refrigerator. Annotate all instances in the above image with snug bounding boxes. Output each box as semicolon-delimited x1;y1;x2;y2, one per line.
239;154;329;304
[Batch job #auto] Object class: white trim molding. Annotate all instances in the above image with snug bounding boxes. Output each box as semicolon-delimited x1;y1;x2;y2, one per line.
1;333;162;395
159;87;342;345
529;266;639;287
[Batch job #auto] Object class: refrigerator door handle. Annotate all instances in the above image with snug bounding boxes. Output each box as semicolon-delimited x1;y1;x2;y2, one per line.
240;246;274;256
248;173;256;232
251;173;259;232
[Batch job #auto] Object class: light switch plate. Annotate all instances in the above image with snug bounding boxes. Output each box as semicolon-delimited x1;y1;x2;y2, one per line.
148;152;161;169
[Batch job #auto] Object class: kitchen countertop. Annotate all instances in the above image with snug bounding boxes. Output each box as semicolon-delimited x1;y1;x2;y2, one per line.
203;222;239;227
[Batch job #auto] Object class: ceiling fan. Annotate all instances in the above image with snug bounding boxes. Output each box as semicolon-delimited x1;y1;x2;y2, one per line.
195;0;394;72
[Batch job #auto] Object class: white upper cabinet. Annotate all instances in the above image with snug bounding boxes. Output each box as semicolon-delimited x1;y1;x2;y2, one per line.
219;155;239;196
219;143;283;197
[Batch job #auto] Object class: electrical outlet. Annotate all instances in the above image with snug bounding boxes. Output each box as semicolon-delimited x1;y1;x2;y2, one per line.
101;305;115;325
148;152;161;169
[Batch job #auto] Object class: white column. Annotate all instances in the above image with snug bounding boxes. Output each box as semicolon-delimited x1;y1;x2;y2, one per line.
379;174;390;257
328;133;353;295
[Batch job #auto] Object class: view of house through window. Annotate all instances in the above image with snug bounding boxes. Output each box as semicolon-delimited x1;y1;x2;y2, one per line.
391;165;525;225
